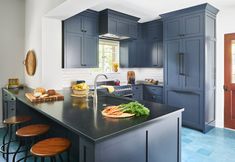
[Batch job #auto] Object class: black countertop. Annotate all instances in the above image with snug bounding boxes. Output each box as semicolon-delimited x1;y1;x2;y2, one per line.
4;87;183;142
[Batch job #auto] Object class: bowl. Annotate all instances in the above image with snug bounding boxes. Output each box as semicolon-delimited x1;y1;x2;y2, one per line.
72;89;88;96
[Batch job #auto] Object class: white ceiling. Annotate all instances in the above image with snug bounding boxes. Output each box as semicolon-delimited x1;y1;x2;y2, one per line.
90;0;235;22
46;0;235;22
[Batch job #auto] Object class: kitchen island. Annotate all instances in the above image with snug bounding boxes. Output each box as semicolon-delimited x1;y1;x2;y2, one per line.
3;87;183;162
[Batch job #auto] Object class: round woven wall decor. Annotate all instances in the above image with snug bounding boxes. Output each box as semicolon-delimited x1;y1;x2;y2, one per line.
24;50;37;76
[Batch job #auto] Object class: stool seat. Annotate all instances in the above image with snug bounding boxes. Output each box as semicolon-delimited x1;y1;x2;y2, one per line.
30;138;71;157
16;124;50;138
3;116;32;125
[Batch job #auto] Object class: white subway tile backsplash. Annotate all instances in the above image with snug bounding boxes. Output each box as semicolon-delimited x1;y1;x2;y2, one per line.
62;68;163;87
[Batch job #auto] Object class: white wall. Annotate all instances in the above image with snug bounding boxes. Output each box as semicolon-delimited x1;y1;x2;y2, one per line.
215;8;235;128
0;0;25;126
24;0;65;88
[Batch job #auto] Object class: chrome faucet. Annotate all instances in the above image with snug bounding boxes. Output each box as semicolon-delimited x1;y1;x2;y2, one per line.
93;74;108;103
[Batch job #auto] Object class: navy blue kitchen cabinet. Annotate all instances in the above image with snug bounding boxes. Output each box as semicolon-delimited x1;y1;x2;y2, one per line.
99;9;139;39
143;85;163;104
163;13;203;40
161;3;219;132
146;39;163;67
120;20;163;68
143;20;163;40
120;40;138;68
2;89;16;120
63;10;99;68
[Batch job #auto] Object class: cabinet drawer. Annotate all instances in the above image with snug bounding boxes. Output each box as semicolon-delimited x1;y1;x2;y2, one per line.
144;86;163;96
3;90;15;101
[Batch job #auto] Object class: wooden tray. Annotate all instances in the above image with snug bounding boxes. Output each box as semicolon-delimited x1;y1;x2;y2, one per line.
25;93;64;103
101;107;134;118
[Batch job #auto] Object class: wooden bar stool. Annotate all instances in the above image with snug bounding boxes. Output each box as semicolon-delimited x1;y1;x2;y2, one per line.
13;124;50;162
1;116;32;162
30;137;71;162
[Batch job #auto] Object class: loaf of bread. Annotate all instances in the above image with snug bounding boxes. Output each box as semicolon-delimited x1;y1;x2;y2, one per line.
34;87;46;94
47;89;56;96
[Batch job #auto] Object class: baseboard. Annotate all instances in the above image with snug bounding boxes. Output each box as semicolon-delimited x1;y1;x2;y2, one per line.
215;120;224;128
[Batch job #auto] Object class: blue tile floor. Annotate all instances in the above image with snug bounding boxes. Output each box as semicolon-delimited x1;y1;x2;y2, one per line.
182;127;235;162
0;127;235;161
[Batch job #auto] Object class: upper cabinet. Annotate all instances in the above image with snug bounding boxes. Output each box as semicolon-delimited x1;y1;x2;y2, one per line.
143;20;163;40
63;10;99;68
99;9;140;39
163;12;204;40
120;20;163;68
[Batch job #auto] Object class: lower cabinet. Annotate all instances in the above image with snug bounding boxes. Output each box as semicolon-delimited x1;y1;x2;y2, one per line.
2;89;16;121
132;85;163;104
165;89;202;130
95;112;181;162
143;86;163;103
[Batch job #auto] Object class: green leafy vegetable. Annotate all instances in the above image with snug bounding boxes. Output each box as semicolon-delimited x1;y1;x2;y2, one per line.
118;101;150;116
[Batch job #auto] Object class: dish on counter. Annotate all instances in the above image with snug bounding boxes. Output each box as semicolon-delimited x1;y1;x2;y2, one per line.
71;83;89;97
102;102;150;118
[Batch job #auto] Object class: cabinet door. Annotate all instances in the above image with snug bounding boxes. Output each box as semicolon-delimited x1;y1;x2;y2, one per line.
164;18;181;40
146;21;163;40
135;40;146;67
119;41;129;68
182;37;204;90
65;15;83;34
148;116;179;162
128;41;138;67
129;22;138;38
166;89;202;129
182;13;203;37
117;20;129;36
8;101;16;118
108;17;117;35
83;15;98;36
165;39;182;88
149;40;163;67
82;36;98;67
64;33;83;68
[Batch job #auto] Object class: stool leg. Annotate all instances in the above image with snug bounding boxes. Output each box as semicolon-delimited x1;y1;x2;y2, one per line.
50;157;56;162
23;138;29;162
13;140;22;162
59;154;63;162
67;150;70;162
6;124;13;162
34;156;37;162
2;124;9;158
41;157;45;162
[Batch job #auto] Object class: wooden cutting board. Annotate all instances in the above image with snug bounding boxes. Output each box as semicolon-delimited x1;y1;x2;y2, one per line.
25;93;64;103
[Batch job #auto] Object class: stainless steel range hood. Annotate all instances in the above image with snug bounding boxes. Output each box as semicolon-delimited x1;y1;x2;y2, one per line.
99;33;130;40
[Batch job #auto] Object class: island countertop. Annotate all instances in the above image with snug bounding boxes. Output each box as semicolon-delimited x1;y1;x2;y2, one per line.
4;87;183;142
